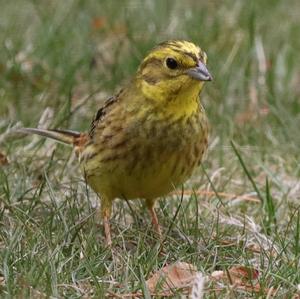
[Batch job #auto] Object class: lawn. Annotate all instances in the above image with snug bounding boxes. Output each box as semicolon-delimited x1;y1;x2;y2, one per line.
0;0;300;298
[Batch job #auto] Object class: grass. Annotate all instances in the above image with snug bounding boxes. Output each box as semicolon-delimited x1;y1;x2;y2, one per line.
0;0;300;297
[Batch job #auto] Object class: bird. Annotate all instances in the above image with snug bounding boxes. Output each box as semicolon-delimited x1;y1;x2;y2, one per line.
20;40;212;246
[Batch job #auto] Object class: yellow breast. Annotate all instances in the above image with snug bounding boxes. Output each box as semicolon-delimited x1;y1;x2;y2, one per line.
81;106;208;201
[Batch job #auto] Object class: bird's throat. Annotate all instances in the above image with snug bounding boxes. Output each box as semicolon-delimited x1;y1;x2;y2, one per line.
139;78;202;119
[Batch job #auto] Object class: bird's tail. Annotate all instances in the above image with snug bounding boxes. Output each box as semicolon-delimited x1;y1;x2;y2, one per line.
19;128;87;148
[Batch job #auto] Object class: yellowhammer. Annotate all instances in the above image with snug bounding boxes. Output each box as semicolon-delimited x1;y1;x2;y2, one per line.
21;40;212;245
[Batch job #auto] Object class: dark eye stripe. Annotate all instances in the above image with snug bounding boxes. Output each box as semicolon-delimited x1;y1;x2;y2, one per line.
140;57;161;70
184;51;198;63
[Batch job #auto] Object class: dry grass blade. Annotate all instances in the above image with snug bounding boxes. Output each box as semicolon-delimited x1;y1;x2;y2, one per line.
190;272;205;299
171;190;260;203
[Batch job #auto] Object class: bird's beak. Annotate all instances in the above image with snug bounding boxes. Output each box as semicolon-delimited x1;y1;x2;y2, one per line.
187;61;212;82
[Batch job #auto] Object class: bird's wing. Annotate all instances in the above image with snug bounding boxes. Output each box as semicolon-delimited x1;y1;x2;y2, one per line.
88;90;123;139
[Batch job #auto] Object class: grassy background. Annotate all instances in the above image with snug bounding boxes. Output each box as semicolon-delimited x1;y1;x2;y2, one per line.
0;0;300;297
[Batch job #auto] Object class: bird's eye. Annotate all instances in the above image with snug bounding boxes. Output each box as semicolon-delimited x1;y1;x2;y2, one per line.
166;57;178;69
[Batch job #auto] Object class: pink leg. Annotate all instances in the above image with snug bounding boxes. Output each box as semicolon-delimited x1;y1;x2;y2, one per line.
146;199;161;237
101;200;112;246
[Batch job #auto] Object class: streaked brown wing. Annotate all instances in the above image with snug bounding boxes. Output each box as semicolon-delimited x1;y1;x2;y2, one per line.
89;90;123;138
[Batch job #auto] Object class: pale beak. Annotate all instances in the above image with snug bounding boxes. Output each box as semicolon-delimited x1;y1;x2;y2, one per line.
187;61;212;81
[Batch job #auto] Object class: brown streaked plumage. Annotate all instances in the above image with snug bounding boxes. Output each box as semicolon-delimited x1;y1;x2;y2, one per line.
20;40;212;246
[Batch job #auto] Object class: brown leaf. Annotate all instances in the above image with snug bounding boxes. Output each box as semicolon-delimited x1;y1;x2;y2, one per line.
0;152;9;166
211;266;260;292
210;266;280;296
91;17;106;30
211;265;259;282
228;266;259;281
146;262;197;293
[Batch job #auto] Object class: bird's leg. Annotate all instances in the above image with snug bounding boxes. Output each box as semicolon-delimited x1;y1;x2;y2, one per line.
103;212;112;246
101;200;112;246
146;199;161;237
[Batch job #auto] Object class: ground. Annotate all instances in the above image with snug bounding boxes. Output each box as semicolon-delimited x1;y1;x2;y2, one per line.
0;0;300;298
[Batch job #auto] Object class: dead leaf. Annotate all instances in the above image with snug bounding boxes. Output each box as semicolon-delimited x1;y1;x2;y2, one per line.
0;151;9;166
146;262;197;293
211;265;259;283
228;265;259;281
211;266;261;293
91;17;106;30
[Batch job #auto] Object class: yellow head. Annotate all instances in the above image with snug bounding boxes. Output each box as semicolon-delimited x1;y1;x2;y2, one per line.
136;40;212;113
